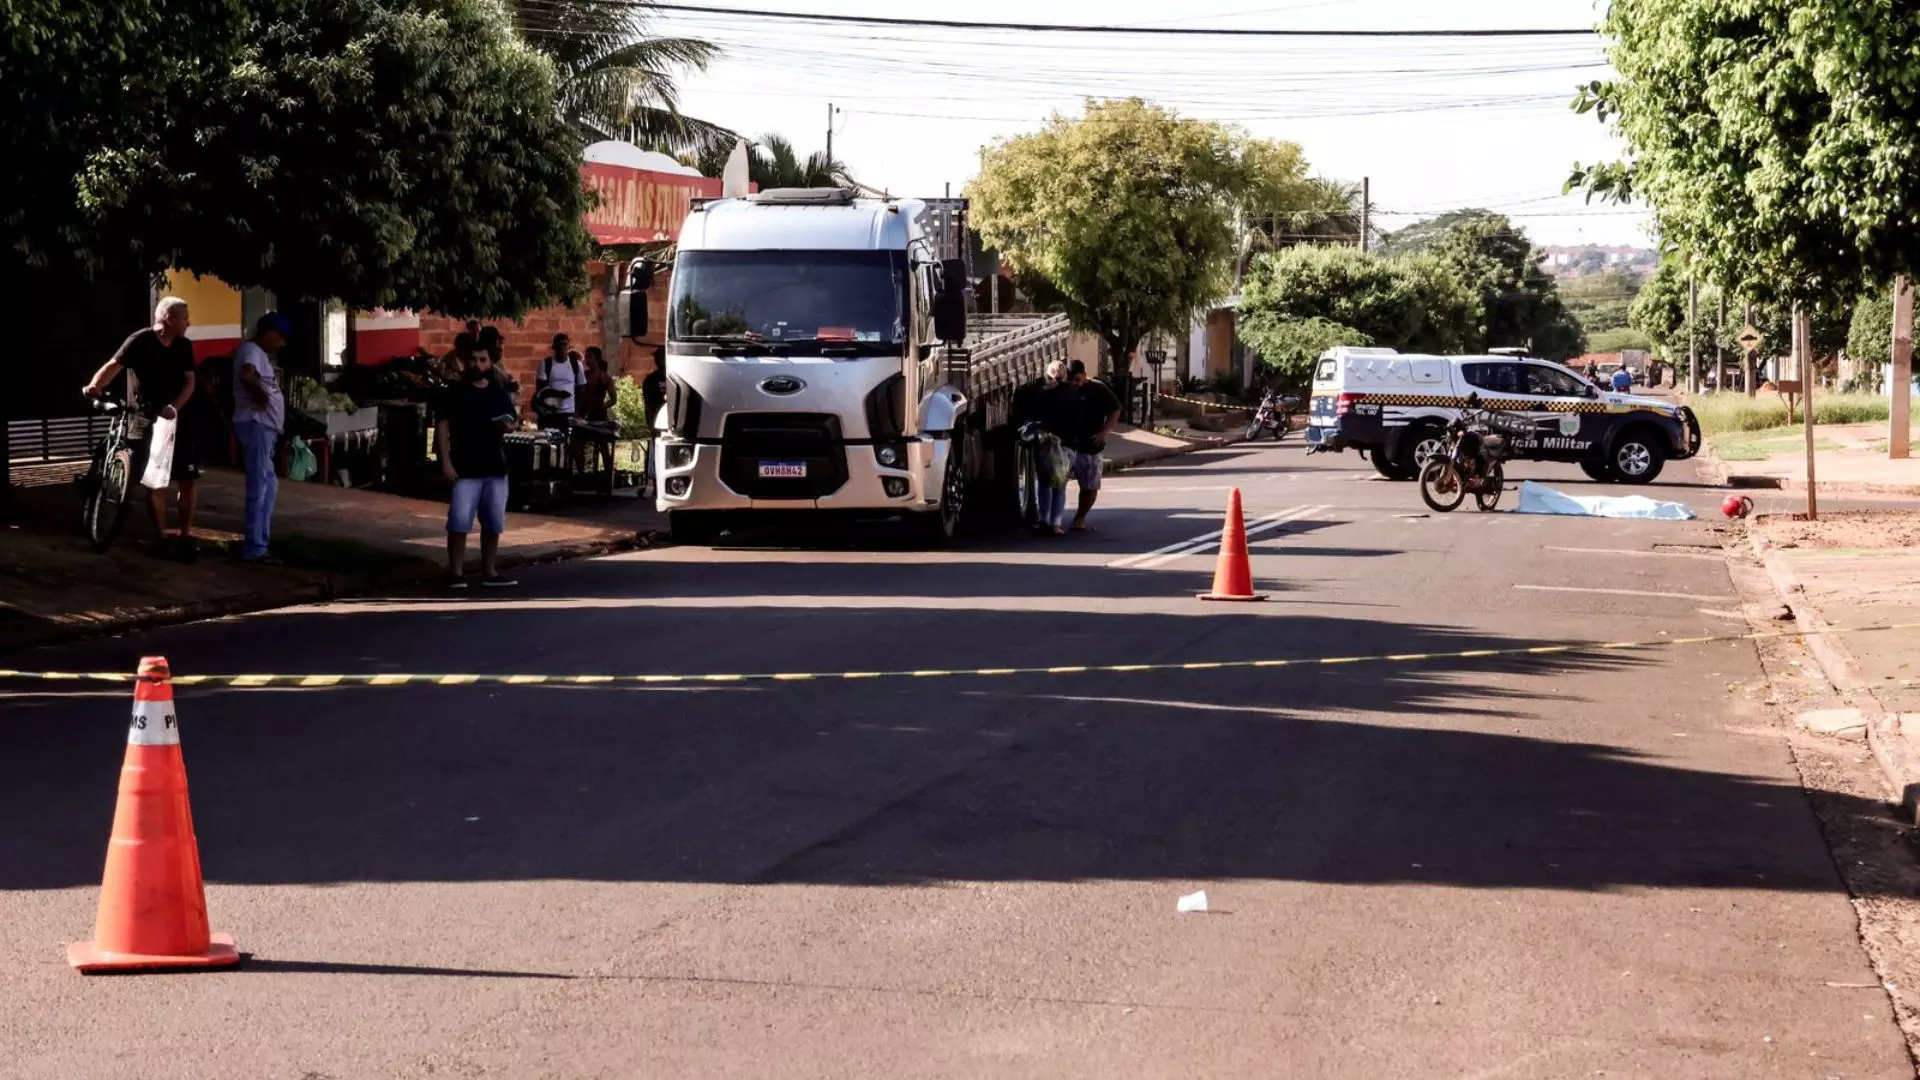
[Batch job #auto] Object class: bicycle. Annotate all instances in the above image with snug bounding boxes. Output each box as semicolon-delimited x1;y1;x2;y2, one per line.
77;392;134;552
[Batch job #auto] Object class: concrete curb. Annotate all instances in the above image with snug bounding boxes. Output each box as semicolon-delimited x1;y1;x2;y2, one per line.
1727;474;1920;497
1102;432;1252;476
0;532;638;656
1748;529;1920;822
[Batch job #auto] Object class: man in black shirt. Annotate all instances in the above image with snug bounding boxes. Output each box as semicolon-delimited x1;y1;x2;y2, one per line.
82;297;201;559
1066;359;1121;531
436;350;518;587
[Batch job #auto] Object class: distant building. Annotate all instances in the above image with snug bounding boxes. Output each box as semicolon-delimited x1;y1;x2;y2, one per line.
1541;245;1657;277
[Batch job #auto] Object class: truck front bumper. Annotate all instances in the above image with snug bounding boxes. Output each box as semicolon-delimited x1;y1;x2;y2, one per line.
654;436;944;513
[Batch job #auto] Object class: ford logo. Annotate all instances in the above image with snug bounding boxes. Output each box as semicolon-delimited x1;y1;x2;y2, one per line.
761;376;805;395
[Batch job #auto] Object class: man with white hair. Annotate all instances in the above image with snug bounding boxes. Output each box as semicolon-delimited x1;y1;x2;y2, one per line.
83;296;202;559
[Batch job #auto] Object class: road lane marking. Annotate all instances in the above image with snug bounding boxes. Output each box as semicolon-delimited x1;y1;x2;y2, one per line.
1104;504;1309;568
5;625;1914;691
1107;504;1327;570
1544;546;1723;562
1513;584;1728;602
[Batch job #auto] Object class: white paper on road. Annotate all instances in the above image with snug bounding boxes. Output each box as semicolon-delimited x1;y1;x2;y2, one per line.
139;415;177;490
1176;889;1209;913
1514;481;1695;521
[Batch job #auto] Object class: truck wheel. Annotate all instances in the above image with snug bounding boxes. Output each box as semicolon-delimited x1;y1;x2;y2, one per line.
1611;430;1666;484
1579;460;1616;483
669;510;721;545
914;438;965;547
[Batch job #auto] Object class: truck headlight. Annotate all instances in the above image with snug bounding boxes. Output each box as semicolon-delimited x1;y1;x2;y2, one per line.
875;444;904;469
665;443;695;469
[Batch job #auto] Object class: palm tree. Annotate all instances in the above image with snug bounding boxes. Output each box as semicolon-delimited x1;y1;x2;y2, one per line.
694;133;851;188
506;0;733;156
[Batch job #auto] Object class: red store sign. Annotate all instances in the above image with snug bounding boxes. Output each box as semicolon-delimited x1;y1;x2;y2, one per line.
581;162;723;245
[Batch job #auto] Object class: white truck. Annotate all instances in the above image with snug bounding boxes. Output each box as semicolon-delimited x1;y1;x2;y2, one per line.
649;188;1068;544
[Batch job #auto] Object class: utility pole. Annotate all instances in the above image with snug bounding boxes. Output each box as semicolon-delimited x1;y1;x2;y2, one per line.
1359;177;1371;254
1743;301;1757;398
1795;305;1818;520
1715;289;1726;391
1893;275;1913;458
1686;277;1699;394
825;103;836;161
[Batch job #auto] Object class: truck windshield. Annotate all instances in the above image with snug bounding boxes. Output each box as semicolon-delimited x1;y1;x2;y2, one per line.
670;250;907;346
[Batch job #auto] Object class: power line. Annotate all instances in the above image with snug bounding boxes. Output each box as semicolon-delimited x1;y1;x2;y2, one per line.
642;3;1596;37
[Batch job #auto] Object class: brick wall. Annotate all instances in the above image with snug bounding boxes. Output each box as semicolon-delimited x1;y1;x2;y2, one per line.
418;261;672;389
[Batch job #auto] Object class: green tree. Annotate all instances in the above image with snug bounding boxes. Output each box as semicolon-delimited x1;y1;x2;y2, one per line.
1847;289;1895;372
1573;0;1920;306
970;99;1248;372
1238;245;1477;356
1233;143;1362;274
81;0;594;317
506;0;728;154
2;0;245;273
1239;317;1371;387
1381;210;1585;361
697;134;850;189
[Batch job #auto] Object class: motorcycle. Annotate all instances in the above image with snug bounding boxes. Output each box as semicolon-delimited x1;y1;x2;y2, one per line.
1418;395;1535;513
1243;390;1300;441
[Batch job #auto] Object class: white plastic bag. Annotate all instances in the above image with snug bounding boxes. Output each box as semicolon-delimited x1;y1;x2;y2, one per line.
140;415;177;490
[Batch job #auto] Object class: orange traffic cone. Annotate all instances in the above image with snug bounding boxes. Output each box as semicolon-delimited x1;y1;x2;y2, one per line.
68;656;239;973
1197;488;1267;602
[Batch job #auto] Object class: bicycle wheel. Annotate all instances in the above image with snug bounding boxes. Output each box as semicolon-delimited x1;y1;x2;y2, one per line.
85;448;131;552
1418;460;1467;513
1474;462;1505;512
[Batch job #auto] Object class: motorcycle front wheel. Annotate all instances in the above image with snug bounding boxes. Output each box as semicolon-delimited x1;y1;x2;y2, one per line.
1419;460;1467;513
1244;420;1264;441
1474;461;1505;512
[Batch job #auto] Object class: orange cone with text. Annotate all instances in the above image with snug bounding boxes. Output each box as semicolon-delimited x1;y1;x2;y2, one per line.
1197;487;1267;602
68;656;239;973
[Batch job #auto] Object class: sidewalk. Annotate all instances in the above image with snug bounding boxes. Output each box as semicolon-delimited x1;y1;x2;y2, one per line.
1712;421;1920;495
1101;423;1240;474
0;468;643;650
1747;510;1920;812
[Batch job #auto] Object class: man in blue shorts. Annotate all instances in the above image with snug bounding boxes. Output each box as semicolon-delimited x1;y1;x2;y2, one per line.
436;349;518;588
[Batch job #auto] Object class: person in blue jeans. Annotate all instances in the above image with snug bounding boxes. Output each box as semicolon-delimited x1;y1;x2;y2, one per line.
437;351;519;588
231;312;290;562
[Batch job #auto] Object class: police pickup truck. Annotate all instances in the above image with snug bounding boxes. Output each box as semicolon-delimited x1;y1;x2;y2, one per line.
1304;347;1701;484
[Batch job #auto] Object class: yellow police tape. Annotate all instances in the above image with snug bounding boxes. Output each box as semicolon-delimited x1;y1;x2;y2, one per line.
1;624;1912;690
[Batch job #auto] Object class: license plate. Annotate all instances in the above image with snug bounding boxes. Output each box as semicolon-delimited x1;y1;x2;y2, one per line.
758;461;807;478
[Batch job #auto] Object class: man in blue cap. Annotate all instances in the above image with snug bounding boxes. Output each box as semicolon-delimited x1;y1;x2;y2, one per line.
233;312;291;562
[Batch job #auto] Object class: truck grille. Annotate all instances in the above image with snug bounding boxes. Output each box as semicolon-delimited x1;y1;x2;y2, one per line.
719;413;848;499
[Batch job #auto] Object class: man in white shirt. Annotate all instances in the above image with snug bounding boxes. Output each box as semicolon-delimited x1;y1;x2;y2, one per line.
232;312;289;562
537;333;581;418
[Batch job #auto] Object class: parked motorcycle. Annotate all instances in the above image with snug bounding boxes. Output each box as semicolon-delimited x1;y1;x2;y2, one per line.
1243;390;1300;441
1418;395;1535;513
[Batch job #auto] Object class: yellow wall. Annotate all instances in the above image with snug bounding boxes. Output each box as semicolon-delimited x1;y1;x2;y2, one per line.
158;270;243;327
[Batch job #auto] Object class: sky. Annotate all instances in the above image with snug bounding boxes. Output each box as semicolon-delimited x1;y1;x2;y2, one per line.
648;0;1653;248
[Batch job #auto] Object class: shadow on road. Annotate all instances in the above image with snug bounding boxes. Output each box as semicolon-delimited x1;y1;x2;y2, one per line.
1;592;1859;900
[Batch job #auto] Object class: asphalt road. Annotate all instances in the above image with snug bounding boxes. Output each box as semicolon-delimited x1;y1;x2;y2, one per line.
3;444;1912;1078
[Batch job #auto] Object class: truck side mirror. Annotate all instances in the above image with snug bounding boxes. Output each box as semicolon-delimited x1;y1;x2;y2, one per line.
617;288;648;340
935;258;968;343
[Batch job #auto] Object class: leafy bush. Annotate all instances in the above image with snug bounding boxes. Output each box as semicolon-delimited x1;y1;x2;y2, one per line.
1242;316;1371;386
612;375;653;439
1689;391;1888;434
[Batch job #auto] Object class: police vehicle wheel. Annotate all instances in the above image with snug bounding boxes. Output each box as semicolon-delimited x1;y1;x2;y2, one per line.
1612;432;1666;485
1419;461;1467;512
1579;460;1616;483
1393;425;1445;482
1367;449;1402;479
